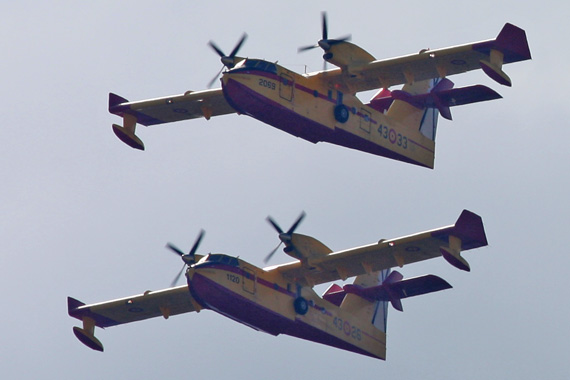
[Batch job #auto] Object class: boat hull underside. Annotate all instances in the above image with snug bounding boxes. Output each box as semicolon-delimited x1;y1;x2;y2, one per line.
189;272;382;359
223;77;425;167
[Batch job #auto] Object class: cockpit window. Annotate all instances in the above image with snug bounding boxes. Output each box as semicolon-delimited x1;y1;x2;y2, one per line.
196;254;239;267
232;59;277;74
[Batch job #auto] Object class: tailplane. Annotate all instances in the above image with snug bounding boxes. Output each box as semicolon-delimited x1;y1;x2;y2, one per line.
371;78;502;142
338;270;391;332
323;269;452;333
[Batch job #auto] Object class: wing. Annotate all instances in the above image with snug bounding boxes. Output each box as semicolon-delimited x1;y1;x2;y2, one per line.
270;210;487;286
109;88;236;126
310;23;531;94
108;88;236;150
68;285;200;351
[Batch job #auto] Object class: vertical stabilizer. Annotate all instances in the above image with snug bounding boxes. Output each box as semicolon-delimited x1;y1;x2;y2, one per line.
385;79;441;141
371;270;391;333
340;269;391;333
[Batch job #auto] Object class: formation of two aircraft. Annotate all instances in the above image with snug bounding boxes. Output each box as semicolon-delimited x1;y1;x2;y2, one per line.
68;13;531;359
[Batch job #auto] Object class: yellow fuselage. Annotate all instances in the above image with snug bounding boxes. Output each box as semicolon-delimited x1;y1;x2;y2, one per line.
221;59;435;168
187;254;387;359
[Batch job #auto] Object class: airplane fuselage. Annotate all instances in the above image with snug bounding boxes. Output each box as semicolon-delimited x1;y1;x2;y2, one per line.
220;59;436;168
187;253;386;359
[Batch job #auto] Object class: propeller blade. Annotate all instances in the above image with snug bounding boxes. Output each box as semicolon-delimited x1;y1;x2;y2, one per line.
297;44;319;53
335;34;352;43
207;34;248;87
207;66;224;88
264;212;306;263
167;229;205;287
266;216;284;234
166;243;185;257
208;40;226;58
170;264;186;287
297;12;351;60
188;229;205;258
287;211;306;234
229;33;247;58
322;12;328;40
264;242;282;264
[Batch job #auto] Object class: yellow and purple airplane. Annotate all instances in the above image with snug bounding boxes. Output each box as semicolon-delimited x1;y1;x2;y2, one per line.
109;14;530;168
69;210;487;360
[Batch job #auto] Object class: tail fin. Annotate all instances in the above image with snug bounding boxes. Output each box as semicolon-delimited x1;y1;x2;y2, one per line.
384;78;502;141
371;270;391;333
337;268;453;333
339;269;392;333
384;79;441;141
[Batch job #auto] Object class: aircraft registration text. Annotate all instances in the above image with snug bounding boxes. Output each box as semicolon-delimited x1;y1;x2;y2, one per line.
258;79;276;90
378;124;408;149
333;316;362;341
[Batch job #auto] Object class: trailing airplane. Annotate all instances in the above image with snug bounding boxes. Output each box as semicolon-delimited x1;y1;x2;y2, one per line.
69;210;487;359
109;13;530;168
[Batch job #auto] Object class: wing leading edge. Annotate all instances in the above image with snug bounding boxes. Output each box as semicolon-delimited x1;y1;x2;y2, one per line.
311;23;531;94
270;210;487;286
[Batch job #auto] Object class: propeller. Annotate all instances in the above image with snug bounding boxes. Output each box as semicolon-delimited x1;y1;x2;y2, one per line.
298;12;351;69
166;229;205;287
264;211;306;263
207;33;248;88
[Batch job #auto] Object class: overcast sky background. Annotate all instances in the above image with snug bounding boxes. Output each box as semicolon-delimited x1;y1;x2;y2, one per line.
2;1;567;379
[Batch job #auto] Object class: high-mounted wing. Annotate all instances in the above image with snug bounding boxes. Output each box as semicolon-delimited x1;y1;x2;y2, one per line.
68;285;200;351
109;89;236;150
309;23;531;94
270;210;487;286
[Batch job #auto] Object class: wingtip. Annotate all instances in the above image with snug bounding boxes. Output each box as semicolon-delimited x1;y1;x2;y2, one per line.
454;210;488;249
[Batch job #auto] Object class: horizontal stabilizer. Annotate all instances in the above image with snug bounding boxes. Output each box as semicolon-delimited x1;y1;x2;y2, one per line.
367;88;394;113
328;272;451;312
322;283;345;306
391;80;501;120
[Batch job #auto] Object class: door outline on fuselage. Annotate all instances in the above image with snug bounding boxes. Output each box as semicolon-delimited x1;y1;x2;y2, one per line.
242;267;256;294
279;73;293;102
360;108;371;133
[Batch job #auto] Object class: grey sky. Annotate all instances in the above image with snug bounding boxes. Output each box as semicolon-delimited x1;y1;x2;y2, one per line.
2;1;567;379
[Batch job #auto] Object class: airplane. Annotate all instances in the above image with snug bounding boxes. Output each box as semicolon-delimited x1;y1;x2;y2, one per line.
109;13;531;168
68;209;488;360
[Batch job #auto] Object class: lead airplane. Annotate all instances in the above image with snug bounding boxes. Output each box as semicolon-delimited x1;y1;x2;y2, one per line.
109;14;530;168
69;210;488;360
